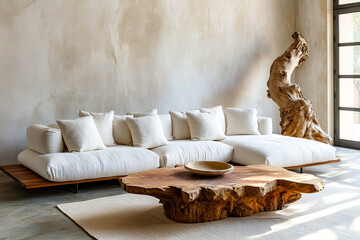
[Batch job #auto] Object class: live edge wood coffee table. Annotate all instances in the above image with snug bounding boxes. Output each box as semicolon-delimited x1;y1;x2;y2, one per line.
120;165;324;223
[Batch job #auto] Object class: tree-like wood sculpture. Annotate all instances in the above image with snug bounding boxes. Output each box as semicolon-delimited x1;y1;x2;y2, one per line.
121;165;324;223
267;32;332;144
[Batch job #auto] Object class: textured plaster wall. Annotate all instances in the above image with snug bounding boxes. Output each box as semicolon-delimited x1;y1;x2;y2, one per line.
295;0;333;136
0;0;297;164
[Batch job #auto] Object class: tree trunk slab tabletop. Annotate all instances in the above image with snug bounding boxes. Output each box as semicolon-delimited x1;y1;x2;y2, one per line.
120;165;324;223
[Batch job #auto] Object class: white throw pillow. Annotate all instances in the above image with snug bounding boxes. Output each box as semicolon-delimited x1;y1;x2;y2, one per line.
127;109;157;118
113;115;133;145
56;116;106;152
199;106;226;133
79;110;115;146
186;111;226;141
170;110;199;140
126;115;168;148
225;108;260;135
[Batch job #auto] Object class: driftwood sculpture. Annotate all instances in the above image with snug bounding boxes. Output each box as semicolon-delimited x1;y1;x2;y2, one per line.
267;32;332;144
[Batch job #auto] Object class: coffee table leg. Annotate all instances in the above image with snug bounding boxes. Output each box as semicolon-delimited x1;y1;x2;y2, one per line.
158;186;301;223
161;199;229;223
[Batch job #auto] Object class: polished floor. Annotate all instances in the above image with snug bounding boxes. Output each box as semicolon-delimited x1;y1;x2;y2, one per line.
0;177;125;239
0;147;358;240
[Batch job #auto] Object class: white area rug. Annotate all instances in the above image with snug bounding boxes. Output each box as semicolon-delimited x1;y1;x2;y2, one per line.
58;149;360;240
58;193;287;240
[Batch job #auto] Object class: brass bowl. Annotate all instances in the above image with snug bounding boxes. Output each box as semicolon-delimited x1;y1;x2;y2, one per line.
184;161;234;176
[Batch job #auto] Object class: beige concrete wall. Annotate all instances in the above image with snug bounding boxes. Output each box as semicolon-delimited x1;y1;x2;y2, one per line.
0;0;298;164
295;0;333;137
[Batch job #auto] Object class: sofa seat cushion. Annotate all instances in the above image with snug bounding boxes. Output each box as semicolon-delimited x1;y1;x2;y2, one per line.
221;134;336;167
151;140;233;168
18;146;160;182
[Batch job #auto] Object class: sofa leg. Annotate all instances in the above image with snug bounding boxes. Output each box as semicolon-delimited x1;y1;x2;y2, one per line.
300;168;303;173
65;183;79;193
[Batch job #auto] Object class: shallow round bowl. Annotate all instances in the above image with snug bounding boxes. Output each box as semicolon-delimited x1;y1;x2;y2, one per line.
184;161;234;176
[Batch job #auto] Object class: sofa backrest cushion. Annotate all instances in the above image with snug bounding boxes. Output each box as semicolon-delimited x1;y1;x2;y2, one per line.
170;110;199;140
57;116;106;152
27;124;64;154
158;114;173;141
113;115;133;145
225;108;260;135
127;109;157;117
114;113;173;145
257;117;273;135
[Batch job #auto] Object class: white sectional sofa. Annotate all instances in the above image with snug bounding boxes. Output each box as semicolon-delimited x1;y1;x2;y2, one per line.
18;111;336;182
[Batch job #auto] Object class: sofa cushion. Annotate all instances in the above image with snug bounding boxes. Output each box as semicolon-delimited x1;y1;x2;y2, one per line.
158;114;173;141
79;110;115;146
199;106;226;133
114;114;173;145
151;140;233;167
18;146;160;182
170;110;199;140
127;109;157;117
257;117;272;135
186;111;225;141
221;134;336;167
126;115;168;148
56;116;106;152
27;124;64;154
225;108;260;135
113;115;133;145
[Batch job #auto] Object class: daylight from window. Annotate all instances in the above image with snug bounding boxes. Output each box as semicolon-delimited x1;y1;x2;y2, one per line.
339;11;360;141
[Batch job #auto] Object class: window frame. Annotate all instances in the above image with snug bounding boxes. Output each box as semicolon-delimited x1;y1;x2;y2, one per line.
334;0;360;148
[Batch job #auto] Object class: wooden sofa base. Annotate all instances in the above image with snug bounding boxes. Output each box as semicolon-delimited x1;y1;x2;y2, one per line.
0;164;123;191
0;159;340;191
